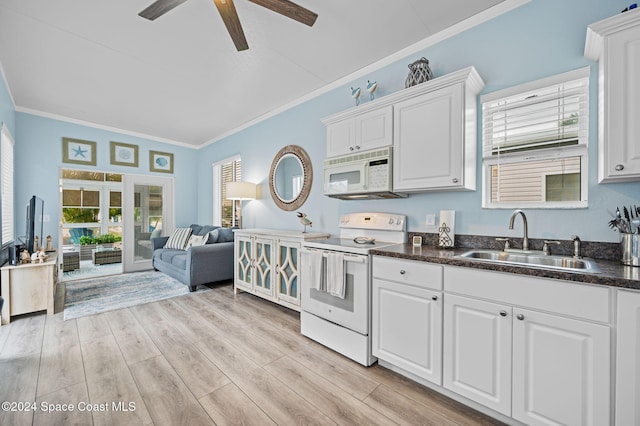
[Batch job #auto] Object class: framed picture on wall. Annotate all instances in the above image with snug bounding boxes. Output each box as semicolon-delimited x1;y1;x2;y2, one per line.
149;150;174;173
110;141;139;167
62;137;97;166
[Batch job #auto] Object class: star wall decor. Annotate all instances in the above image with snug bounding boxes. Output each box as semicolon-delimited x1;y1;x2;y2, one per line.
62;137;97;166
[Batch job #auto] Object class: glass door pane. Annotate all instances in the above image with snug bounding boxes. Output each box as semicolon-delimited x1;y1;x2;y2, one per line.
134;184;163;262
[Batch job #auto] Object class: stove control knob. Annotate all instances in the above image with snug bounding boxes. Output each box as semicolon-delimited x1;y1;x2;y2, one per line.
396;218;403;225
388;217;394;225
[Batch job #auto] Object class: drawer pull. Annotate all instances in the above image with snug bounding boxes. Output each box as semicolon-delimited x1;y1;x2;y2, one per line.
517;314;525;321
400;270;406;275
499;310;507;317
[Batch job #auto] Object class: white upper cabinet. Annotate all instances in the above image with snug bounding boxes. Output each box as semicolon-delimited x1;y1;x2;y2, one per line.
322;67;484;192
325;105;393;158
586;10;640;182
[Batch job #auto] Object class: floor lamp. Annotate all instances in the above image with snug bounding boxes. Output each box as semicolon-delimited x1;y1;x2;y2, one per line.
226;181;257;228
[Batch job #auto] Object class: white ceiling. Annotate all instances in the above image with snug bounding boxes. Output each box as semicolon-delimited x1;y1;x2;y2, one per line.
0;0;507;147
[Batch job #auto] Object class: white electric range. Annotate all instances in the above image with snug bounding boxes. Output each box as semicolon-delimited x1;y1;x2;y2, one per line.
300;212;406;366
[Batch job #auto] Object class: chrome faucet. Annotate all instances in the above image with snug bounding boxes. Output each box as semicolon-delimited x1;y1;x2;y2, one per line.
508;209;529;251
571;235;581;258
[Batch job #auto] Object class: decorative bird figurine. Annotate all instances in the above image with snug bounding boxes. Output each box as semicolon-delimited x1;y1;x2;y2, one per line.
297;212;313;233
351;86;361;105
366;80;377;100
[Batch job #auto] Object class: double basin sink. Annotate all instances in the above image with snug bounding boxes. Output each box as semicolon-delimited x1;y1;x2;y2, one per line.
457;249;601;274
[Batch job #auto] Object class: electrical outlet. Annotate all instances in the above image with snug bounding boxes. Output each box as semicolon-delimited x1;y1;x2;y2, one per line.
425;214;436;227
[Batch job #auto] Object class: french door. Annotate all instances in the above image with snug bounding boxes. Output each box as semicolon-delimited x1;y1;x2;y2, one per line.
122;174;174;272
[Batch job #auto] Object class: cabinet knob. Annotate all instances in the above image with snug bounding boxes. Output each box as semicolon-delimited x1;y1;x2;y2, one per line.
499;310;507;317
432;295;438;301
452;178;459;184
516;314;525;321
615;164;624;171
349;146;355;151
355;145;361;150
399;270;406;275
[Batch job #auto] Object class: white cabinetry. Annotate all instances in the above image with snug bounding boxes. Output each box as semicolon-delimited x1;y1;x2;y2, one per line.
393;69;482;192
444;266;611;426
233;229;328;311
615;289;640;425
443;294;512;415
585;11;640;182
322;67;483;192
324;105;393;158
372;256;443;385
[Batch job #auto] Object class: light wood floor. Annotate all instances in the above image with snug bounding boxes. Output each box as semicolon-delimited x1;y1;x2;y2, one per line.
0;281;503;426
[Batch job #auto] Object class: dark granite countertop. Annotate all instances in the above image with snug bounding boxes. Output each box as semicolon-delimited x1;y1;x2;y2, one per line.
371;244;640;290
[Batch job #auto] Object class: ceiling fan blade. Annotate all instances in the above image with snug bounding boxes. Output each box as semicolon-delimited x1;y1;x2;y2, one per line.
248;0;317;26
213;0;249;51
139;0;190;20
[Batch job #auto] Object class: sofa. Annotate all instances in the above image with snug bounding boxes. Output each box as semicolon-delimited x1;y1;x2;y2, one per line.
151;224;235;292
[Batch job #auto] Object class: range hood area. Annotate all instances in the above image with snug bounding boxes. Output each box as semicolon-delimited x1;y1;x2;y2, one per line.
327;191;408;200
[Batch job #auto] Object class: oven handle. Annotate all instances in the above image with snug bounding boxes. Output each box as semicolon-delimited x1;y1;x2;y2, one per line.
301;248;367;264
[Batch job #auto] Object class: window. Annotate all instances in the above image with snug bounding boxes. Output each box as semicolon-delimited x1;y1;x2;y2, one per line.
1;124;15;248
481;67;589;208
213;156;242;227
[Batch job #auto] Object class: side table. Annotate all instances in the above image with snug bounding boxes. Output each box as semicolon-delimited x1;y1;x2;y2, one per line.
1;253;58;325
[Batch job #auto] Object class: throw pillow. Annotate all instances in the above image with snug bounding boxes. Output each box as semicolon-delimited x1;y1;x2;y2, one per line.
208;229;219;244
218;227;235;242
165;227;193;250
186;234;207;249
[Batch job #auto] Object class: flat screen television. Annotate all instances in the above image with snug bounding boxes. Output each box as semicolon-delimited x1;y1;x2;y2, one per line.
26;196;44;253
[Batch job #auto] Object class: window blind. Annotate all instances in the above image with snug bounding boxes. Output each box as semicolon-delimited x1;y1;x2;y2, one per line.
483;75;589;157
1;124;15;246
213;156;241;227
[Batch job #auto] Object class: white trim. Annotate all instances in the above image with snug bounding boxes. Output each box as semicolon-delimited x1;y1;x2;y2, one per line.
0;61;16;109
15;106;193;148
481;66;590;103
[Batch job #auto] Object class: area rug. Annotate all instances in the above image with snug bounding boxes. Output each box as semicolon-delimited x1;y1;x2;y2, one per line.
64;271;210;320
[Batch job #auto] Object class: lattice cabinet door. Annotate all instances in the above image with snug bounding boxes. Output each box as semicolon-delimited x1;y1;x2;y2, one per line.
254;237;274;296
276;240;301;306
234;234;253;292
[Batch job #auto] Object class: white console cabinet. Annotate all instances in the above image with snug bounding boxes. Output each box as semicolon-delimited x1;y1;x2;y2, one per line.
585;10;640;182
233;229;328;311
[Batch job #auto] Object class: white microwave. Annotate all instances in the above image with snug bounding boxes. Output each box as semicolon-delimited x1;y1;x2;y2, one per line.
323;147;406;199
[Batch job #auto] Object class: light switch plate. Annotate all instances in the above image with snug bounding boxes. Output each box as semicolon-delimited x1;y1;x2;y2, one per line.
425;213;436;227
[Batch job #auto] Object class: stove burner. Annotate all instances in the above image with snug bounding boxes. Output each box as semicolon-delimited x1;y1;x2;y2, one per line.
353;236;376;245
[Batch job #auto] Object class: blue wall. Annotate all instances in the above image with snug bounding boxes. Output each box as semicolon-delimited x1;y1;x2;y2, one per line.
14;113;198;245
196;0;640;243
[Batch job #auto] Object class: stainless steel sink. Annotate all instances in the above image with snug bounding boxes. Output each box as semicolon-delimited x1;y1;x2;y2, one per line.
457;249;601;273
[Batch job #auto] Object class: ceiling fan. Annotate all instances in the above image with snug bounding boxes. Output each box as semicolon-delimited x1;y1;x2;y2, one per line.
138;0;318;51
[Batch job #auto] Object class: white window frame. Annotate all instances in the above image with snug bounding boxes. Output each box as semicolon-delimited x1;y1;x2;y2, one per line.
481;67;589;209
1;123;15;248
212;155;241;226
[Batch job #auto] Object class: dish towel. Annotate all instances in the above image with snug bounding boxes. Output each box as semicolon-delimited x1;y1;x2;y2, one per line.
326;252;346;299
308;250;324;291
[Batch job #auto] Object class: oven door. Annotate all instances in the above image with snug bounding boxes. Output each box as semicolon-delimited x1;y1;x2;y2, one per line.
300;248;370;335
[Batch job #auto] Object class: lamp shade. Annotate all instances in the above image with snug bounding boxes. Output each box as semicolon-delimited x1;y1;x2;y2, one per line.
226;181;257;200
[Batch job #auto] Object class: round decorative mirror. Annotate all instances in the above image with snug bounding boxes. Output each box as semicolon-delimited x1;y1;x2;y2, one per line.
269;145;312;211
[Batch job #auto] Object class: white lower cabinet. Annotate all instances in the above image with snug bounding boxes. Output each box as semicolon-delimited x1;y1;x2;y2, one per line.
443;266;611;426
615;290;640;425
372;256;443;384
233;229;328;311
443;294;512;415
